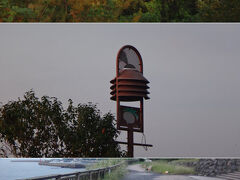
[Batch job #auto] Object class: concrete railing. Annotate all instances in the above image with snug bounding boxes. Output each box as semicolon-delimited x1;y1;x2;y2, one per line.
17;161;124;180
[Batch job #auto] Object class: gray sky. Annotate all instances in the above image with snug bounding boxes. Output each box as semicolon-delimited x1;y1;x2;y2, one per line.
0;24;240;157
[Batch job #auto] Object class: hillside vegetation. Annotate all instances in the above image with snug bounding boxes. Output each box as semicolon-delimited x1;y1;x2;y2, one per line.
0;0;239;22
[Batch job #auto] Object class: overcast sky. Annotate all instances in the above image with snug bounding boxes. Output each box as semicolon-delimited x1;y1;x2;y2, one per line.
0;23;240;157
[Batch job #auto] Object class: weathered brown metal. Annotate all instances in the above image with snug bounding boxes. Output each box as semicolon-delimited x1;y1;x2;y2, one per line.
110;69;150;102
110;83;149;90
110;78;116;84
110;45;151;157
111;87;149;95
110;94;150;101
117;69;149;83
128;126;134;157
115;141;153;147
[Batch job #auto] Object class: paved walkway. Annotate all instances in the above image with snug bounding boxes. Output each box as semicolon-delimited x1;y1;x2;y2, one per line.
121;164;222;180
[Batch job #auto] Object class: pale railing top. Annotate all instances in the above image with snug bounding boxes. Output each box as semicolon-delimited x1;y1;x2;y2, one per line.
17;162;123;180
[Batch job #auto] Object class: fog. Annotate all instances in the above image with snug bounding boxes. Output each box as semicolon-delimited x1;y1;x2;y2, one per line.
0;24;240;157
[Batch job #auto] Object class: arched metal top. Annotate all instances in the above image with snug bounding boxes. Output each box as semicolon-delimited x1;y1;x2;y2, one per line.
116;45;143;77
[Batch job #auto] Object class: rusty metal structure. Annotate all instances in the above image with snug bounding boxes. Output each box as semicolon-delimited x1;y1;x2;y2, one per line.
110;45;151;157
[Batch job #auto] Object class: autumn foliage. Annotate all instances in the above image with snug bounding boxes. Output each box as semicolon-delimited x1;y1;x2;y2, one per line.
0;0;239;22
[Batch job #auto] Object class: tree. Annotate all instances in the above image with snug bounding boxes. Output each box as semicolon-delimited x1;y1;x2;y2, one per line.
0;90;124;157
0;0;36;22
1;0;239;22
197;0;240;22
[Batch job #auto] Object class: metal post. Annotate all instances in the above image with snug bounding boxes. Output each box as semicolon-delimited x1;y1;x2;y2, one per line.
127;126;134;157
140;98;144;132
98;170;100;180
89;171;92;180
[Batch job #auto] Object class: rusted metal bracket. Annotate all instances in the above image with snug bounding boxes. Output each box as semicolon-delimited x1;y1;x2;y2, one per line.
115;141;153;147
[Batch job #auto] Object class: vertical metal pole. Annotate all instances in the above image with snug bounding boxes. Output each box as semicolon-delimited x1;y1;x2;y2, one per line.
116;49;120;130
140;98;144;132
127;126;134;157
116;79;120;130
90;171;92;180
